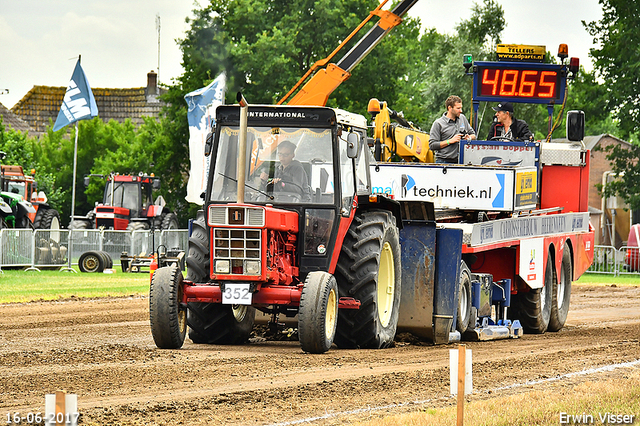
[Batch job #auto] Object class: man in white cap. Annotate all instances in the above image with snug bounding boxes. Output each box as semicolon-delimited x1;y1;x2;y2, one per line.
487;102;533;141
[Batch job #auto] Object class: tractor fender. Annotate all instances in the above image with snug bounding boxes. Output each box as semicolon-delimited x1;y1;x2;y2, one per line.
0;199;12;215
147;204;166;218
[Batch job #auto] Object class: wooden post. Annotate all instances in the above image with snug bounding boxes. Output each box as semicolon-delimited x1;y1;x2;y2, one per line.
456;344;466;426
55;390;66;426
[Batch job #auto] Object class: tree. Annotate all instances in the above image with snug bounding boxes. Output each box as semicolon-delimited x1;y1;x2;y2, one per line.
0;118;65;212
584;0;640;211
585;0;640;139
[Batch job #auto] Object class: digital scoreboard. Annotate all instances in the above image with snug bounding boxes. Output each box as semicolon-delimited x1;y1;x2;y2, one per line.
472;62;567;104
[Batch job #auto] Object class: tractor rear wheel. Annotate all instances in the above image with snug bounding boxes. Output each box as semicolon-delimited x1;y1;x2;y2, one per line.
149;265;187;349
298;271;338;354
33;208;61;230
187;303;255;344
513;249;553;334
185;211;209;283
126;221;150;231
457;261;473;334
159;212;179;230
78;251;105;273
68;219;91;230
548;245;572;332
334;210;401;349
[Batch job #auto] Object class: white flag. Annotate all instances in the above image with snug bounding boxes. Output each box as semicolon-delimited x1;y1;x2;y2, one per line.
184;73;226;205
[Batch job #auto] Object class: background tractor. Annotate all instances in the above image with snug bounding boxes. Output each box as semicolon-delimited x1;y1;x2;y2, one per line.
69;173;179;232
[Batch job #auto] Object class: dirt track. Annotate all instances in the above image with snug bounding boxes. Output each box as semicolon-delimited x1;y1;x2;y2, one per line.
1;284;639;425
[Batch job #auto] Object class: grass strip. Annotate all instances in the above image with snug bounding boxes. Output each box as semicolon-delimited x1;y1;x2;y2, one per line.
0;269;151;303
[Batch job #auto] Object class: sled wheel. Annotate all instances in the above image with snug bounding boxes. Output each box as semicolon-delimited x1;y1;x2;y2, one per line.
549;244;572;331
456;261;473;334
78;251;104;273
149;265;187;349
514;249;553;334
334;210;401;349
299;271;338;354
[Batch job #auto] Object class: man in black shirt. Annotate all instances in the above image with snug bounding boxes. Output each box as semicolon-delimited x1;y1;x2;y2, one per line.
486;102;533;141
260;140;311;200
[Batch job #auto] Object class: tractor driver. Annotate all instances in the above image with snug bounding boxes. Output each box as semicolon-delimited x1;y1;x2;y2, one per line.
260;140;311;200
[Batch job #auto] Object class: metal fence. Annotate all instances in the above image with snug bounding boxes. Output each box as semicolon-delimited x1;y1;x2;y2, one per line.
588;244;640;276
0;228;189;271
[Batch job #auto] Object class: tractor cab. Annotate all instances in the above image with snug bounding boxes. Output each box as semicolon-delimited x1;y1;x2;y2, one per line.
103;175;157;218
207;105;371;278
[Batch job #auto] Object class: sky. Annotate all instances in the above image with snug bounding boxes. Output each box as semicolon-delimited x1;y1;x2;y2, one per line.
0;0;603;110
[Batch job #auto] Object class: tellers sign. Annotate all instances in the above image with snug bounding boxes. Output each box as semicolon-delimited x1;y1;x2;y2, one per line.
473;62;566;104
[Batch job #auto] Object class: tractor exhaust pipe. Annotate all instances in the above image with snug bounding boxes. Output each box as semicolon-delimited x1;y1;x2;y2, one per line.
237;92;248;204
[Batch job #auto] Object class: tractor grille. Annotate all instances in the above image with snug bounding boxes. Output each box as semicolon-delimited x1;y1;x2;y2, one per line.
213;228;261;275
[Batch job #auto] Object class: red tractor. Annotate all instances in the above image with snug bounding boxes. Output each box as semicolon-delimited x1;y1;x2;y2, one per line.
149;103;407;353
69;173;179;231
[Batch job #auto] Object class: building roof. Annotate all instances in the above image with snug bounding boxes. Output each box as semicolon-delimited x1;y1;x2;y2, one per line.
0;102;33;133
10;71;165;136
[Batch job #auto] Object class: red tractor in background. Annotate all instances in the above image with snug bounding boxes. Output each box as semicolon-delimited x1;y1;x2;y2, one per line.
69;173;179;232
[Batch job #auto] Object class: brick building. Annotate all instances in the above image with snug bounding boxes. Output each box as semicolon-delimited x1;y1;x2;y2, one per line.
8;71;165;137
552;134;633;246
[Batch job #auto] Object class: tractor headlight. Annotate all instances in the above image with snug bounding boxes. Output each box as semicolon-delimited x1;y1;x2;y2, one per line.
215;259;230;274
245;260;260;275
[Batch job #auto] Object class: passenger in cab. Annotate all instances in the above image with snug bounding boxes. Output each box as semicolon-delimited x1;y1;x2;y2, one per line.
487;102;533;141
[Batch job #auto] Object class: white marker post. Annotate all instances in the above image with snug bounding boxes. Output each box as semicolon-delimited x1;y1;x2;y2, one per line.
45;391;78;426
450;345;472;426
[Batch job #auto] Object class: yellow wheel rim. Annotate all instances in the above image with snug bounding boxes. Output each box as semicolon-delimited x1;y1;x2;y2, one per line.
377;241;395;327
177;284;186;335
325;288;337;340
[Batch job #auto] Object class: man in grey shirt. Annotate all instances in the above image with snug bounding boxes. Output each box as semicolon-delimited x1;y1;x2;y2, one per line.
429;95;476;163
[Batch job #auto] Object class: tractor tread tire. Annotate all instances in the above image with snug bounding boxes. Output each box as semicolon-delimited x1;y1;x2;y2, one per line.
333;210;401;349
185;211;210;283
187;302;255;344
149;265;187;349
68;220;91;230
33;208;61;230
126;221;150;232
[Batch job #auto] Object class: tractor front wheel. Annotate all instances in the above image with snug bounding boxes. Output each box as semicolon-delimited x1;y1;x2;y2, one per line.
149;265;187;349
298;271;338;354
334;210;401;349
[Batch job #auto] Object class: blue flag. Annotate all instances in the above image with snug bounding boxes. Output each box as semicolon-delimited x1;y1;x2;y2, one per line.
184;73;226;204
53;59;98;131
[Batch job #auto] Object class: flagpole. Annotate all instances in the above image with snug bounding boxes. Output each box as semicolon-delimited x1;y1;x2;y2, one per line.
63;122;80;272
